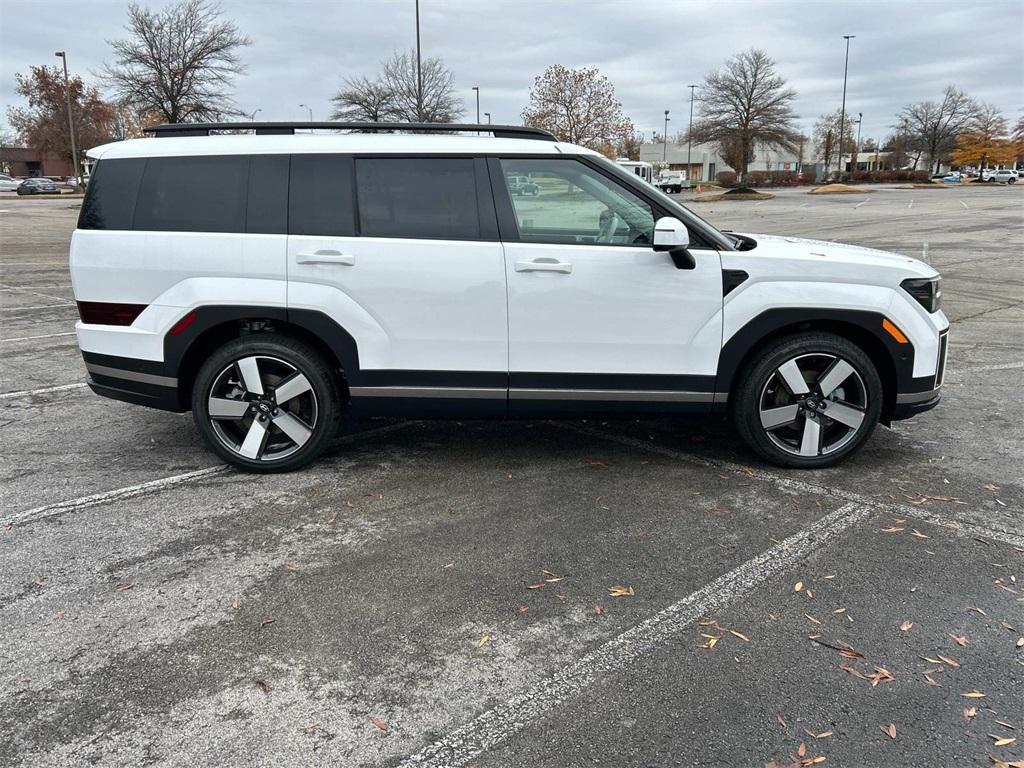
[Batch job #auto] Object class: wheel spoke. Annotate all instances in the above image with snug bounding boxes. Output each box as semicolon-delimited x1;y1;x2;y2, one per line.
799;417;822;456
760;404;800;430
273;372;311;405
238;418;269;459
273;412;312;447
825;401;865;429
208;397;249;419
236;357;264;396
817;359;854;397
777;359;810;395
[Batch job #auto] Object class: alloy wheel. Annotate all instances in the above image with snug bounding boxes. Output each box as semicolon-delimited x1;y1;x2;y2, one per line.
757;353;869;458
206;355;318;462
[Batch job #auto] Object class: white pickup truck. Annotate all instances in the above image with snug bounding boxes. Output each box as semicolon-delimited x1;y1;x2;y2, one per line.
655;170;690;194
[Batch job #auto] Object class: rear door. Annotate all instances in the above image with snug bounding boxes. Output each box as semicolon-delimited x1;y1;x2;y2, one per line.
286;154;508;414
493;156;724;414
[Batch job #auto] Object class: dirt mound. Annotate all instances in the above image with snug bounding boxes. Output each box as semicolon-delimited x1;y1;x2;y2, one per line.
808;184;871;194
696;187;774;202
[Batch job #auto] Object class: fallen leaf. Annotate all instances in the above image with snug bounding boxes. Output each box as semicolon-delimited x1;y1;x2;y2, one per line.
776;714;788;729
968;606;988;616
326;515;337;524
801;757;826;766
255;679;271;693
816;731;833;739
593;603;605;616
526;583;545;590
230;598;240;610
833;608;846;614
798;742;807;757
921;656;943;664
962;690;986;698
900;620;913;631
285;561;300;570
924;674;940;686
996;721;1017;730
370;716;389;732
794;581;804;592
806;614;822;625
477;635;491;647
729;629;751;642
950;633;969;647
1000;620;1015;631
544;577;563;583
880;526;905;533
608;585;634;597
260;618;275;628
586;459;609;468
964;707;977;719
302;721;319;733
1016;636;1024;647
881;723;897;739
114;583;133;592
938;655;960;668
515;604;529;615
991;736;1016;747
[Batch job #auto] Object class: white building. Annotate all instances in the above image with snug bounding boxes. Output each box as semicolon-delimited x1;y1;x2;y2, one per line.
639;141;804;181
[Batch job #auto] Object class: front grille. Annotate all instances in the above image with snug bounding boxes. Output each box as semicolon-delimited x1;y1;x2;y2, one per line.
935;332;949;387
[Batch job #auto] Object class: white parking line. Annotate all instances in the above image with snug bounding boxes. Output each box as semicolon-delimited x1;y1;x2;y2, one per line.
404;501;870;767
908;199;914;209
0;284;74;304
560;423;1023;549
854;198;870;209
0;302;74;311
0;382;87;399
947;361;1024;376
959;199;969;209
1;331;76;343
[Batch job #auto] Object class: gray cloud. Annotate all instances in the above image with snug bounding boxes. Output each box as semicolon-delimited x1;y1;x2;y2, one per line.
2;0;1022;143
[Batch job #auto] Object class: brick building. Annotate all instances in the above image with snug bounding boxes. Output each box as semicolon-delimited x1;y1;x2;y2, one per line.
0;146;74;178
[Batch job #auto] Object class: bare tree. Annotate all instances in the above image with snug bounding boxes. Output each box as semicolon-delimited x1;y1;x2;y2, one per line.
521;65;634;153
330;77;396;122
898;85;979;174
615;129;645;160
687;49;800;182
381;50;463;123
103;0;251;123
812;110;855;176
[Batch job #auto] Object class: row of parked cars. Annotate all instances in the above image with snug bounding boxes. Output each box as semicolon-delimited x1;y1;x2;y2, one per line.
0;174;74;194
934;169;1019;184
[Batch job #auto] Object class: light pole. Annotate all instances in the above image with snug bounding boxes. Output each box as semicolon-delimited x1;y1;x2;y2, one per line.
54;51;80;185
686;84;697;181
248;108;262;122
663;110;670;163
299;104;312;121
483;112;491;124
415;0;423;120
853;112;863;172
472;86;480;124
837;34;855;178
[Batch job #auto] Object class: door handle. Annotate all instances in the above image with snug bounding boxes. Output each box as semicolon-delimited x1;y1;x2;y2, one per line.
296;250;354;266
514;259;572;274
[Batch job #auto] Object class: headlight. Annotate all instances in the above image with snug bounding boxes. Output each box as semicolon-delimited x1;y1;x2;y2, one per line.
901;277;942;313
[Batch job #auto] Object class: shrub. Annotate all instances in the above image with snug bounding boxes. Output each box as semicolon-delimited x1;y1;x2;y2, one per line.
716;171;737;187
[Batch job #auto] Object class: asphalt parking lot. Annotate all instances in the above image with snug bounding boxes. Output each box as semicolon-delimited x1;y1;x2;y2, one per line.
1;184;1022;768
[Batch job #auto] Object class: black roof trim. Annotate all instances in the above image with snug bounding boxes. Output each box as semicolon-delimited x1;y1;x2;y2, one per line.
143;122;557;141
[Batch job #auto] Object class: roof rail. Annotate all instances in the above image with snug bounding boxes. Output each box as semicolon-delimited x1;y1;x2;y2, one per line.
143;122;558;142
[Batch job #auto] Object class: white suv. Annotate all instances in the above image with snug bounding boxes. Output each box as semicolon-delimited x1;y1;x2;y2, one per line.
71;122;948;472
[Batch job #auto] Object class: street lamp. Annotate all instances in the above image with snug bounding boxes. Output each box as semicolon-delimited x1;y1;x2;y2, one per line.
663;110;670;163
853;112;863;172
483;112;491;124
472;86;480;124
247;108;262;122
686;84;697;182
54;51;80;185
837;34;855;178
299;103;313;121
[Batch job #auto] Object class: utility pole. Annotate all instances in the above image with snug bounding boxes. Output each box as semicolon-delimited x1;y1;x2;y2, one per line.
837;34;855;179
686;84;697;182
54;51;80;185
483;112;491;124
472;86;480;123
415;0;423;121
853;112;863;172
663;110;670;163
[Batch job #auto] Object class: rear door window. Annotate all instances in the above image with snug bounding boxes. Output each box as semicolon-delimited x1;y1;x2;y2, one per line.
355;157;480;240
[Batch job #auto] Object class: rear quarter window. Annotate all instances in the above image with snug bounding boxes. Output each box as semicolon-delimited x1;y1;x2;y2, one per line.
134;155;248;233
78;158;146;230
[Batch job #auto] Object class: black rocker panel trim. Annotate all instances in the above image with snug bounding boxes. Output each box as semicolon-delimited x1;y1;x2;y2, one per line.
86;373;181;412
509;371;715;392
716;308;921;396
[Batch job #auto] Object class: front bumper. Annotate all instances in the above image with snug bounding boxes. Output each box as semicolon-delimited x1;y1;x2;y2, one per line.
892;390;941;420
892;329;947;421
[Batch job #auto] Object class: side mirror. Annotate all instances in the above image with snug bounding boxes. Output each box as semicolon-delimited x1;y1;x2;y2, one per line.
652;216;696;270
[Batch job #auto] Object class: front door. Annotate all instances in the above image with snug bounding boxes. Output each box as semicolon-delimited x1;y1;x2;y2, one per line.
494;156;723;413
287;154;508;414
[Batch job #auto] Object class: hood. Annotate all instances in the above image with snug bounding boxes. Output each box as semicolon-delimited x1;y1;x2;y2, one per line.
730;233;939;280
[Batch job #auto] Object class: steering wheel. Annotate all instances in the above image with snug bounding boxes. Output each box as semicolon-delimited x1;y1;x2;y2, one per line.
596;209;622;243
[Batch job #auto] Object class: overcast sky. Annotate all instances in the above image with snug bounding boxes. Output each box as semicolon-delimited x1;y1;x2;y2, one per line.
2;0;1022;144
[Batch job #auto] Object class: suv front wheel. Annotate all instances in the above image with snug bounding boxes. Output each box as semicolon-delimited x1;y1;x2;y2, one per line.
733;333;882;468
192;334;342;472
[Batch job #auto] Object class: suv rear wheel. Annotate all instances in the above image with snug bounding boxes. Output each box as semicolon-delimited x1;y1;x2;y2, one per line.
733;332;882;468
192;334;342;472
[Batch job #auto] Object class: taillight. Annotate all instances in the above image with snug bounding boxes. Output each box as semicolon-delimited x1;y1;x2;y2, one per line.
76;301;147;326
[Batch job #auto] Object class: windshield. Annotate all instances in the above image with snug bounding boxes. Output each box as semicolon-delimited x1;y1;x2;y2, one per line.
590;156;734;250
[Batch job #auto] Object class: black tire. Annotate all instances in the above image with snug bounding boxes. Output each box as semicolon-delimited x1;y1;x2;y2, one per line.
732;332;883;469
1009;178;1016;185
191;333;343;473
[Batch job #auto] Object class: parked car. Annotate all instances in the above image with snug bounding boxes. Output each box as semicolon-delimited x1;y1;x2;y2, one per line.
16;178;61;195
990;169;1019;184
0;173;23;192
506;174;539;196
655;171;689;194
71;121;947;472
981;168;1001;181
